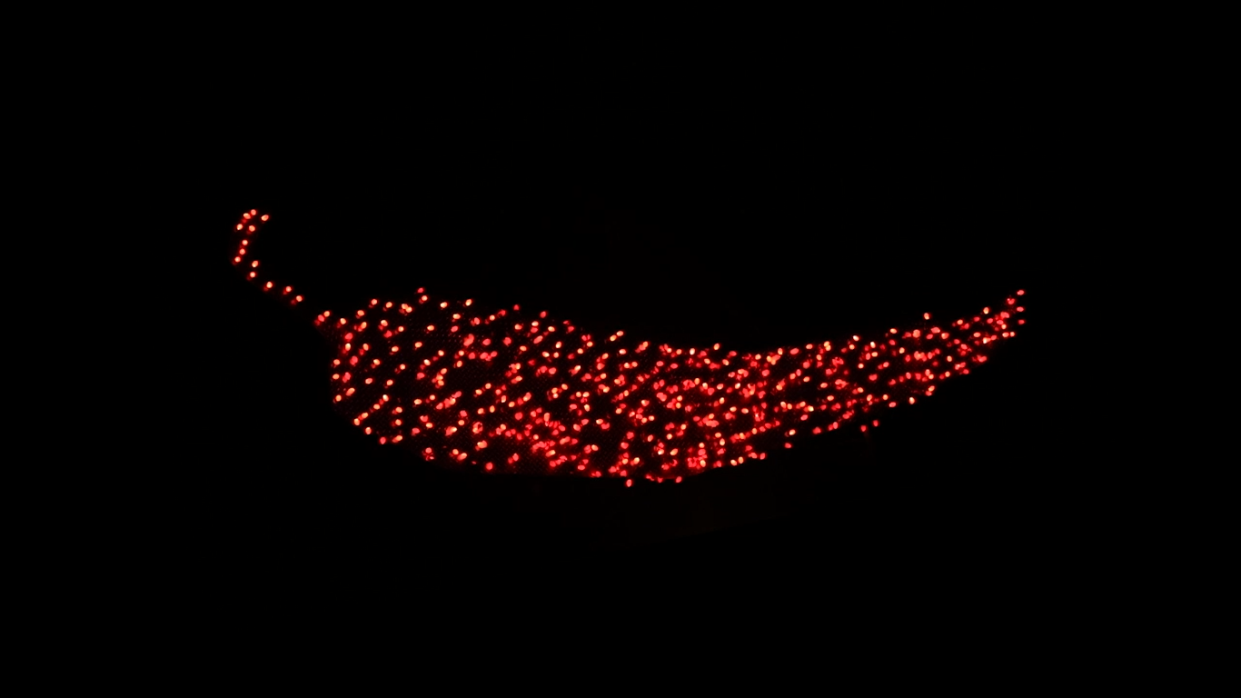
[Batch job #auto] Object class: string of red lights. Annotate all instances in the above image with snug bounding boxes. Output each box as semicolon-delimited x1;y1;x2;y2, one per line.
232;209;1026;486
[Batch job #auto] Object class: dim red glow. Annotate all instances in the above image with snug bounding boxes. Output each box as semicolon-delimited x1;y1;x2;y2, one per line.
230;208;1026;484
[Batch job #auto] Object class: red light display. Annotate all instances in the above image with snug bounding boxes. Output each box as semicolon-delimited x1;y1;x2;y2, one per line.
232;210;1026;483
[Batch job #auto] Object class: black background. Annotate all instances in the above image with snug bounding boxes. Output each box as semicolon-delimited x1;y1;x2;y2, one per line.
172;55;1091;609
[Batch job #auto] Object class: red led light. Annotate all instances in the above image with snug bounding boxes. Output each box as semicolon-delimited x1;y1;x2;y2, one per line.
230;208;1025;484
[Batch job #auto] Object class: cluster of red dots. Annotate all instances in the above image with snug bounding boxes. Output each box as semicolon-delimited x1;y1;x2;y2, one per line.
233;210;1025;486
230;210;304;307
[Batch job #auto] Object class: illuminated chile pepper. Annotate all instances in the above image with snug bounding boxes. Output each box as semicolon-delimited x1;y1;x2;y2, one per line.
232;209;1026;486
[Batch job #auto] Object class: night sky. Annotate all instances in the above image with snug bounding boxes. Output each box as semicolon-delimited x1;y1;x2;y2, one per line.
185;63;1077;601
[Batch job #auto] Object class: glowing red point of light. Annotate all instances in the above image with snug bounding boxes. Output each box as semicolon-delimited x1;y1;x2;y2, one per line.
260;214;269;221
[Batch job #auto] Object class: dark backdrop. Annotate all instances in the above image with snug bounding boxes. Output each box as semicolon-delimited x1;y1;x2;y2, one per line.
177;60;1082;604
